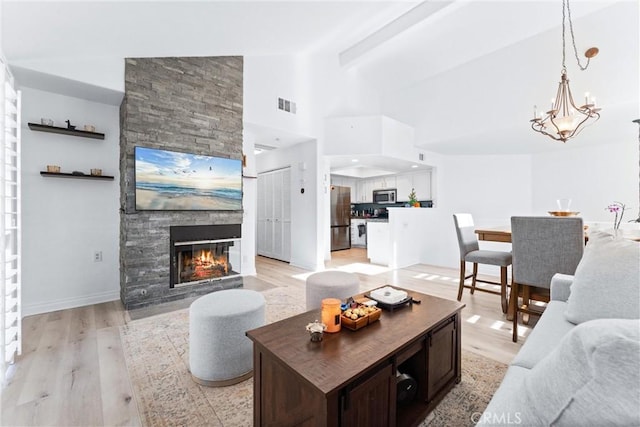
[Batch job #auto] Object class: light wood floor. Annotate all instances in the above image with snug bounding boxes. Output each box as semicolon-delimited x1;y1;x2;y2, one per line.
1;249;525;426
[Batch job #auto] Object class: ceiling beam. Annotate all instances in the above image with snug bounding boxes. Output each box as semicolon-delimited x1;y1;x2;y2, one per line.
339;0;456;67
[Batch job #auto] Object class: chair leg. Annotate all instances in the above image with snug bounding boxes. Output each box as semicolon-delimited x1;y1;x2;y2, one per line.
512;281;519;342
522;286;531;325
500;266;508;314
457;260;466;301
507;276;517;321
470;263;478;295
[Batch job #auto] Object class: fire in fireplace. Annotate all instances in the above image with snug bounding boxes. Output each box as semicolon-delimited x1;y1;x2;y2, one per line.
170;225;241;288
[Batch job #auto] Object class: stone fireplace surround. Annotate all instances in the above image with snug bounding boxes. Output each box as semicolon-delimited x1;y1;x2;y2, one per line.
119;56;244;310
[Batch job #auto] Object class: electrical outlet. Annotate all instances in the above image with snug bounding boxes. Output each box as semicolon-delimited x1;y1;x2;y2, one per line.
94;251;103;262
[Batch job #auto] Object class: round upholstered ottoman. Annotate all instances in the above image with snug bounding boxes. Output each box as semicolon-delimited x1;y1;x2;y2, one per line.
306;270;360;310
189;289;265;387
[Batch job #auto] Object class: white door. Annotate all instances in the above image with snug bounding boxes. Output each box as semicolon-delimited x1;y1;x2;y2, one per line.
257;168;291;262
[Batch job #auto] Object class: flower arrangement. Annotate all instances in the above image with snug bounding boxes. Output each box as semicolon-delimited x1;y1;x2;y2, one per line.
606;201;626;230
408;188;419;207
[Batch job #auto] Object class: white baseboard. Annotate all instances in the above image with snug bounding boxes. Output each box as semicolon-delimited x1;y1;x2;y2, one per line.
22;290;121;318
289;258;323;272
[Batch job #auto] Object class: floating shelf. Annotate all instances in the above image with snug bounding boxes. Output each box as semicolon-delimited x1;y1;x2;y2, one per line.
28;123;105;140
40;172;114;181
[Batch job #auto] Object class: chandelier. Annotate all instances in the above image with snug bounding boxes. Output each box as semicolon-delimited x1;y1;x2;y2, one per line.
530;0;601;143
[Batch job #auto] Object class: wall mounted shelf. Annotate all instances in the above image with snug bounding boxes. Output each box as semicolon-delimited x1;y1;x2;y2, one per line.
28;123;105;140
40;172;114;181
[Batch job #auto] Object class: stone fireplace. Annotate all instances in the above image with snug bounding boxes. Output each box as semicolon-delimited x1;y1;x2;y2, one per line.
170;225;241;287
119;56;244;310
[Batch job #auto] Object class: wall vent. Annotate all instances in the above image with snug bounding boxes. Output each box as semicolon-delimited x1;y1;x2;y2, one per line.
418;153;424;161
278;97;297;114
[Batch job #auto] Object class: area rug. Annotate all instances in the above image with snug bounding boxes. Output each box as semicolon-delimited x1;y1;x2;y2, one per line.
120;285;507;427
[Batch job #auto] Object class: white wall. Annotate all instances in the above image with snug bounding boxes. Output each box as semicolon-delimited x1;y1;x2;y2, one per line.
422;154;533;272
241;131;257;276
256;139;324;271
20;88;120;316
244;55;316;139
532;141;639;226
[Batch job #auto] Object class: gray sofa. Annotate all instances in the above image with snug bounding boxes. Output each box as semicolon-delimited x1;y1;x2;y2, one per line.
477;231;640;426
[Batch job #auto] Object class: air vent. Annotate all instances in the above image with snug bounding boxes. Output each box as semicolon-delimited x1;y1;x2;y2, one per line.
418;153;424;161
278;97;297;114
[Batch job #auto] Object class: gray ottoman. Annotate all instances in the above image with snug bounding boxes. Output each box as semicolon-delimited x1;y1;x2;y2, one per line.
306;270;360;310
189;289;265;387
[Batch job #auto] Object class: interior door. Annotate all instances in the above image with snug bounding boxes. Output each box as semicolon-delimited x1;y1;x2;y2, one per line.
257;167;291;262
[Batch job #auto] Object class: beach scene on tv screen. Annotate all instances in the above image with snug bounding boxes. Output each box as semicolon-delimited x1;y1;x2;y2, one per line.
135;147;242;210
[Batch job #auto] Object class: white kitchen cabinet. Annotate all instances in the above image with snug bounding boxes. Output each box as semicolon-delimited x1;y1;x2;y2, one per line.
356;180;375;202
394;171;431;202
367;221;390;265
395;174;413;202
257;167;291;262
412;171;431;200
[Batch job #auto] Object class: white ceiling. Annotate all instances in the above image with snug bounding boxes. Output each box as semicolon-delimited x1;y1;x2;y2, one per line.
3;0;638;175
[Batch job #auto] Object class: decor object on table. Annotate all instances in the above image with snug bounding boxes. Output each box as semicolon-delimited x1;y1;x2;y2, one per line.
321;298;342;333
65;119;76;130
90;168;102;176
529;0;600;143
46;165;60;173
40;118;53;126
605;201;626;230
305;320;326;342
408;188;419;207
84;124;96;132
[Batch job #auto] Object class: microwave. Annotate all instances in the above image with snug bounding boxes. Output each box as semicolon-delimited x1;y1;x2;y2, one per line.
373;189;397;204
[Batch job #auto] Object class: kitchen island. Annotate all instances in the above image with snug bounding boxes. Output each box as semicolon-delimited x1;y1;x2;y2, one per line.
367;207;436;268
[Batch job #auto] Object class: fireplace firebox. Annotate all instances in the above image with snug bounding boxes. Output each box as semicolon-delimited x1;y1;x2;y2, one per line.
170;225;241;288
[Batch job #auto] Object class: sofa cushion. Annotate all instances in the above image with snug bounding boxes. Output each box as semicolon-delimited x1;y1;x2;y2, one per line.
475;365;529;426
564;232;640;324
509;319;640;426
511;301;574;369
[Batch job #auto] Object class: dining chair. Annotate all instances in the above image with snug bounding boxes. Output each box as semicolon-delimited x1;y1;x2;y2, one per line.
510;216;584;342
453;213;512;313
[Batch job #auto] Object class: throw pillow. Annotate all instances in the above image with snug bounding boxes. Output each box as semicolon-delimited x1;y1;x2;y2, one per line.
514;319;640;426
564;232;639;324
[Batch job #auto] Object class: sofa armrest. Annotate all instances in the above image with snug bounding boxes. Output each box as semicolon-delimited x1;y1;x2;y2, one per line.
551;274;574;302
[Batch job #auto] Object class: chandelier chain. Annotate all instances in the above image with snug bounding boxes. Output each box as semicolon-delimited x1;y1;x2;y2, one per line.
564;0;590;71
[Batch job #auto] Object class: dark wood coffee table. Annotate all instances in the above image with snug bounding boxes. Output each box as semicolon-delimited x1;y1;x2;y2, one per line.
246;289;465;427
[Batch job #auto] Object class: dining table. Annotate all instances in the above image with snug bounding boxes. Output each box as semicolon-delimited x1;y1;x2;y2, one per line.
475;225;640;243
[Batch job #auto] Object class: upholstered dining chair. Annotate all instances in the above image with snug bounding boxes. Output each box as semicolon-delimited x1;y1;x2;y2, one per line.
453;214;512;313
510;216;584;342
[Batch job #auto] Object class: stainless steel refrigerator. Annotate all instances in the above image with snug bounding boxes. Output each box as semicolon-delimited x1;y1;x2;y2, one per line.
330;186;351;251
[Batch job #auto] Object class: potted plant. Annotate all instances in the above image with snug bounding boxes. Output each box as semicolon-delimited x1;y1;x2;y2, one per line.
408;188;420;207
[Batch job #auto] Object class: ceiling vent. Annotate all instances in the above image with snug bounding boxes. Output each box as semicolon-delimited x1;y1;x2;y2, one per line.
278;97;297;114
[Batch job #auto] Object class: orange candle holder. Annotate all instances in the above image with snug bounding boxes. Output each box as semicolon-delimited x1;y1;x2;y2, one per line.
321;298;342;333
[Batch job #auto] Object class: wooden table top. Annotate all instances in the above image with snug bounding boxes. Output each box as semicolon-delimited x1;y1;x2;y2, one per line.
246;289;465;395
475;226;640;243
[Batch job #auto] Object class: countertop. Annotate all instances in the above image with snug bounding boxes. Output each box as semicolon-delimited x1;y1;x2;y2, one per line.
351;217;388;222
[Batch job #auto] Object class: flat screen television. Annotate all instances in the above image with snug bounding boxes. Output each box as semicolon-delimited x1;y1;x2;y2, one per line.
134;146;242;211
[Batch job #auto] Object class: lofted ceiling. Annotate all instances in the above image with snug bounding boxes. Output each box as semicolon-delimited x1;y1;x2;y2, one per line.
2;0;638;176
